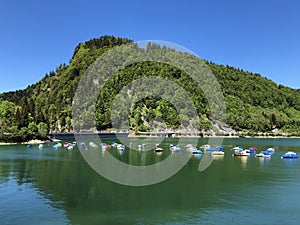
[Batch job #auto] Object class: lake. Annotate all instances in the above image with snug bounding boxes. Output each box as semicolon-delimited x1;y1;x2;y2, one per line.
0;138;299;225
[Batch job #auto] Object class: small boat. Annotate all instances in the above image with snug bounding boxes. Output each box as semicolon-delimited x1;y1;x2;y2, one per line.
64;142;70;148
211;151;225;156
53;142;62;149
248;147;257;155
111;142;118;147
255;152;264;157
63;142;73;149
38;144;44;149
192;149;203;154
266;147;275;153
79;142;88;151
117;144;125;151
186;145;197;152
231;146;243;151
100;143;109;150
171;145;183;152
255;152;271;158
26;144;32;149
200;144;211;150
233;150;249;157
260;148;275;156
281;151;298;159
89;141;98;148
155;147;164;153
57;142;62;147
205;147;218;151
216;146;224;151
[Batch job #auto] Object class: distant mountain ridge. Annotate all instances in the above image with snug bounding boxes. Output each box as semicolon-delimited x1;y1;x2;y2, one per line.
0;35;300;142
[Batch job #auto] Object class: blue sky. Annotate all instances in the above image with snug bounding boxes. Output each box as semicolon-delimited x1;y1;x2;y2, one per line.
0;0;299;93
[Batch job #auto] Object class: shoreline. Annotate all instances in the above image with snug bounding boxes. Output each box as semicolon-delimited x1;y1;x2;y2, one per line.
0;139;46;146
0;136;300;146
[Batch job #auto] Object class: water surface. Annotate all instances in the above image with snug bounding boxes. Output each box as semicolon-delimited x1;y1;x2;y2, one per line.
0;138;299;225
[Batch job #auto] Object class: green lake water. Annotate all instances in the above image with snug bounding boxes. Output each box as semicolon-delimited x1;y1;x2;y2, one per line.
0;138;300;225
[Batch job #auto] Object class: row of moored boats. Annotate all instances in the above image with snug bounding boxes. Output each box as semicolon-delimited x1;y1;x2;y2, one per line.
231;146;298;159
28;141;298;159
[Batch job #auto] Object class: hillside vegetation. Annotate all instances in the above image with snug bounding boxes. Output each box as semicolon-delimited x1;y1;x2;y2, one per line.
1;35;300;142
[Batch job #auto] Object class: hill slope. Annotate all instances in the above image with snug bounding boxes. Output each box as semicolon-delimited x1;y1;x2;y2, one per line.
0;35;300;141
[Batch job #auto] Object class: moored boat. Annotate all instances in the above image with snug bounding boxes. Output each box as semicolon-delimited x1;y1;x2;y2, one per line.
117;144;125;151
79;142;88;151
200;144;211;150
53;142;62;149
255;152;271;158
155;147;163;153
186;145;197;153
192;149;203;154
216;146;224;151
89;141;98;148
171;145;183;152
211;151;225;156
281;151;298;159
101;143;110;150
231;146;243;151
233;150;249;157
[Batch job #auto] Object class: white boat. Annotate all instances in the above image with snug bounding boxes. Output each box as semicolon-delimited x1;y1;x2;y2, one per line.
63;142;74;149
38;144;44;149
117;144;125;151
233;150;249;157
232;146;243;151
89;142;98;148
211;151;225;156
79;142;88;151
186;146;197;152
171;145;182;152
111;142;118;147
155;147;163;153
255;152;271;158
200;144;211;150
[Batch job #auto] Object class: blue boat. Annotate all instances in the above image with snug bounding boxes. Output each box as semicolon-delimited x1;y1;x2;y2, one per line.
205;147;217;151
216;146;224;151
281;151;298;159
192;149;203;154
79;142;88;151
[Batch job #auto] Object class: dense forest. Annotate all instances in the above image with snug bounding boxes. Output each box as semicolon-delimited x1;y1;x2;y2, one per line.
1;35;300;142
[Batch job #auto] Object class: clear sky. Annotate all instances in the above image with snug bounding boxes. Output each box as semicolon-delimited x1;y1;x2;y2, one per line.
0;0;299;93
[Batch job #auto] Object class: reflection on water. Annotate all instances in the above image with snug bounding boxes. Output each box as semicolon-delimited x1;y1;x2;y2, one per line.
258;157;271;166
0;138;300;225
0;179;68;225
240;156;248;169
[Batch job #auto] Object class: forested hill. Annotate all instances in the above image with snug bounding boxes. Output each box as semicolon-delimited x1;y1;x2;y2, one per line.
0;35;300;142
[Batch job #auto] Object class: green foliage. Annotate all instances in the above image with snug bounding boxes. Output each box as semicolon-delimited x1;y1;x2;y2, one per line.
37;122;49;138
1;35;300;142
